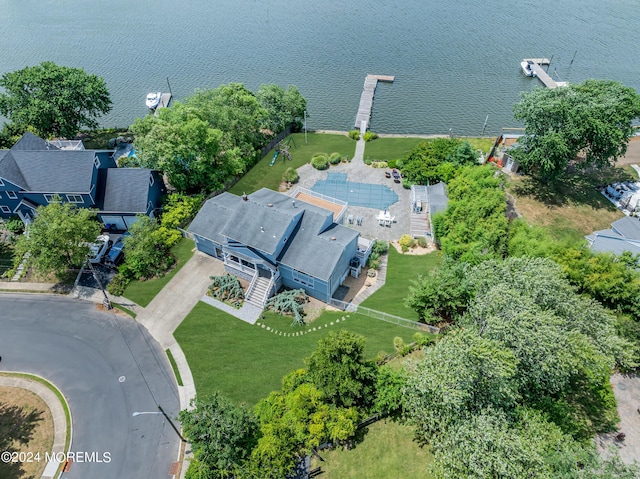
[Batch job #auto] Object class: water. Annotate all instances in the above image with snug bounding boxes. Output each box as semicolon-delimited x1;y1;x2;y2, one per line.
1;0;638;136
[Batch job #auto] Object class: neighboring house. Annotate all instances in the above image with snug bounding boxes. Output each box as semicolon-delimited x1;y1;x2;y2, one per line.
585;216;640;256
0;132;165;229
188;188;371;305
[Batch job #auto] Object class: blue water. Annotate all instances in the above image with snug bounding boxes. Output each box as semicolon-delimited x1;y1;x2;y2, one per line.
312;172;398;209
1;0;638;135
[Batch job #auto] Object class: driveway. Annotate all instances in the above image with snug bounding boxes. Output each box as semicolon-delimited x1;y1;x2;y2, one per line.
0;294;180;479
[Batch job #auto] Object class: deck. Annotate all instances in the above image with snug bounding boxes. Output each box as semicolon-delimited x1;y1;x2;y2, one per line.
354;74;395;131
523;59;568;89
154;92;173;116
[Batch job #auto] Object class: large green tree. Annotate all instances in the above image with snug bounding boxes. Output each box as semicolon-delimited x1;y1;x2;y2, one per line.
256;84;307;133
512;79;640;180
0;61;111;138
13;200;101;276
180;392;259;479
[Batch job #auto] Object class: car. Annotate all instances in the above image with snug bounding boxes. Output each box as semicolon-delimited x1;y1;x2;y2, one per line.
88;234;112;264
104;232;130;268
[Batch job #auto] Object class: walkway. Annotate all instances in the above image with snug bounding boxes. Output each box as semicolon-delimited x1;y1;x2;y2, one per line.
354;74;395;130
200;295;262;324
0;375;68;479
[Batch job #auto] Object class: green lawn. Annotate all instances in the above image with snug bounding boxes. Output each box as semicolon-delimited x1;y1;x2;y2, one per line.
123;237;195;307
311;420;434;479
174;302;418;406
362;138;425;163
229;133;357;195
361;248;442;320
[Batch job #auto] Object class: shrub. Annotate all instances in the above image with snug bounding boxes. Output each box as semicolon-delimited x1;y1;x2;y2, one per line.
208;274;244;307
160;193;203;229
371;162;378;168
368;258;381;270
401;178;412;189
364;158;372;166
372;240;389;255
311;155;329;170
328;152;342;165
282;167;299;183
413;332;432;348
363;131;378;142
348;130;360;140
4;217;24;234
417;236;428;248
107;273;130;296
387;159;397;169
399;234;415;252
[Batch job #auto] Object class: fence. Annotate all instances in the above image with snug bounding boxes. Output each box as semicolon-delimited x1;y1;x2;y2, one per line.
329;298;439;334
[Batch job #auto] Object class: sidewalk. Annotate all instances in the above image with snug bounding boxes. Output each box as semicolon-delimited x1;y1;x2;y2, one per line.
0;375;68;479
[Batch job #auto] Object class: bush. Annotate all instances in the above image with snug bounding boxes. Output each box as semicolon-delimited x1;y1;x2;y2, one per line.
282;167;299;183
417;236;428;248
364;158;372;166
328;152;342;165
399;235;415;252
311;155;329;170
160;193;203;229
372;240;389;255
368;258;381;270
107;273;130;296
4;217;24;234
348;130;360;140
387;159;397;169
401;178;412;189
363;131;378;142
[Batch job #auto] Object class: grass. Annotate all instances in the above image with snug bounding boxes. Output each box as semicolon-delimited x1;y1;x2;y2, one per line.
362;138;425;162
123;237;195;307
174;302;418;406
112;302;137;318
360;248;442;320
229;133;357;195
310;420;434;479
507;167;630;243
165;349;184;386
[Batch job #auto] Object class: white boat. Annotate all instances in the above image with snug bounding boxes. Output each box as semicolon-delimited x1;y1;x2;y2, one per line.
145;92;162;109
520;60;537;77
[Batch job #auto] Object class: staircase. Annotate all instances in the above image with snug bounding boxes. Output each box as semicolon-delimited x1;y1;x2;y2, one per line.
409;212;430;238
245;275;272;308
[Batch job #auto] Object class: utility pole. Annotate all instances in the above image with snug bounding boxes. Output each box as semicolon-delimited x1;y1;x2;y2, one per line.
86;259;111;310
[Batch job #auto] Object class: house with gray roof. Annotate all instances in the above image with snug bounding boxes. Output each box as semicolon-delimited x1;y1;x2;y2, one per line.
188;188;363;305
586;216;640;256
0;132;165;229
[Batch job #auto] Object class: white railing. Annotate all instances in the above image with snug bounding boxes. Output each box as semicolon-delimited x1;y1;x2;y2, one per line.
245;270;259;300
260;276;275;307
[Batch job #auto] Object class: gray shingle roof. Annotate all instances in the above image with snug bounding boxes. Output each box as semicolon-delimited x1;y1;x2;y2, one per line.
10;131;59;151
590;235;640;256
427;182;448;215
189;188;358;281
611;216;640;241
101;168;152;213
0;152;27;188
7;150;96;192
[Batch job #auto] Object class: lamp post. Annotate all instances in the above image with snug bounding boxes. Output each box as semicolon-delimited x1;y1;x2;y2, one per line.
132;405;186;442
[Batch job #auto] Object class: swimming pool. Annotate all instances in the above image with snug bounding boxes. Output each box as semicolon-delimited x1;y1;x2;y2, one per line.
311;172;398;210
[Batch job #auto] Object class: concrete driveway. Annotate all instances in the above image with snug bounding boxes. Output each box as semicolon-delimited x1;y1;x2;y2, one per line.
0;294;181;479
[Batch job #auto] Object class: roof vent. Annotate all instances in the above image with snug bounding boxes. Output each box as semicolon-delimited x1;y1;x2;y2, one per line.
292;200;296;208
260;226;265;232
267;203;273;207
331;236;336;241
242;193;248;202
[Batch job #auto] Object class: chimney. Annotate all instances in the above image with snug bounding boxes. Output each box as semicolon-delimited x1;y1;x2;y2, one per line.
260;226;265;233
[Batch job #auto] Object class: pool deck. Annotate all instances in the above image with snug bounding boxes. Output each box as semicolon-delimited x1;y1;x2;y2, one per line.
294;139;411;242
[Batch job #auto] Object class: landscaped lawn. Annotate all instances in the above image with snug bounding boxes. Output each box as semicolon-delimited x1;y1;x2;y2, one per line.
229;133;357;195
310;420;434;479
123;237;195;307
174;302;418;406
360;248;442;320
362;137;425;163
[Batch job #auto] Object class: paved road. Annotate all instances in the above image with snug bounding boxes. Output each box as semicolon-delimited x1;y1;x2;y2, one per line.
0;294;180;479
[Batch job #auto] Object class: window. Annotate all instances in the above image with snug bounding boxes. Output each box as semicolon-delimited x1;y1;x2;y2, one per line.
66;194;84;203
149;174;155;186
241;259;255;269
0;206;10;213
44;194;58;202
0;178;4;186
7;191;17;199
292;269;314;287
93;156;100;168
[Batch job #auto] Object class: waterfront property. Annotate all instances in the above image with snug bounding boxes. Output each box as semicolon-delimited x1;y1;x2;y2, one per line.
586;216;640;256
0;132;165;229
355;74;395;132
188;188;372;306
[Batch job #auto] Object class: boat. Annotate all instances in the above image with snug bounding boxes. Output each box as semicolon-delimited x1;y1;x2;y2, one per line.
145;92;162;109
520;60;537;77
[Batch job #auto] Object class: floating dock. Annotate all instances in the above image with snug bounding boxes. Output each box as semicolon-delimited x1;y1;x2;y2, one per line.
154;92;173;116
354;74;394;132
522;58;567;89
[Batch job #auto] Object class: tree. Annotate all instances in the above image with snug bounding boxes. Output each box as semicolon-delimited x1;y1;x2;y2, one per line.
305;330;377;408
119;215;172;280
179;392;259;479
13;200;101;277
257;84;307;133
398;138;462;185
512;79;640;180
130;103;238;193
0;61;111;138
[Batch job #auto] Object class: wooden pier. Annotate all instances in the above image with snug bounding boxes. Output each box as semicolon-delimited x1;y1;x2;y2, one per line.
354;74;395;132
523;58;567;89
154;92;173;116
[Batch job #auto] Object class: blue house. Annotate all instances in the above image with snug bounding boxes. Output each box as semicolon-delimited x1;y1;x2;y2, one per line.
0;132;165;228
188;188;371;306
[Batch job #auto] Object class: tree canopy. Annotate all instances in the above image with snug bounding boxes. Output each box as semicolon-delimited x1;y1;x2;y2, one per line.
0;61;111;138
398;138;478;185
256;84;307;133
12;200;101;277
512;79;640;180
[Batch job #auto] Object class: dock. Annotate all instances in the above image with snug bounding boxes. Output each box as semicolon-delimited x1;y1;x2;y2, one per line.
354;74;394;132
154;92;173;116
523;58;568;89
